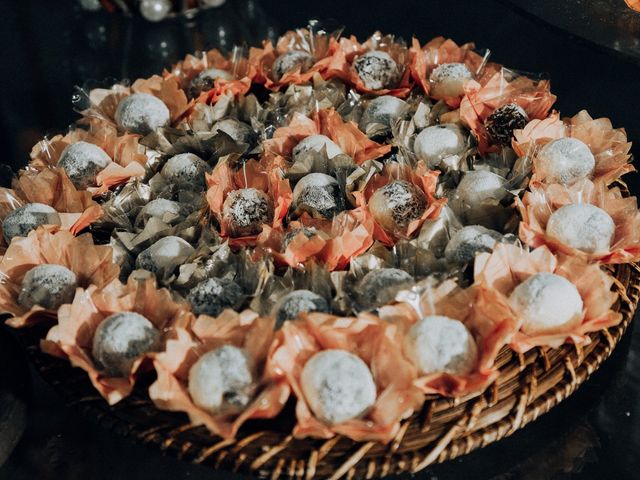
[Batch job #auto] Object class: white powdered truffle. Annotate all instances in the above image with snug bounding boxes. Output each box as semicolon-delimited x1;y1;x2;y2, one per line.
272;50;315;81
508;272;583;335
301;349;377;425
536;138;596;185
292;173;344;219
546;203;615;253
18;264;78;310
404;315;478;375
222;188;274;237
92;312;161;377
211;118;255;146
455;170;507;206
358;95;408;133
160;153;209;191
115;93;170;135
188;345;254;415
428;62;473;98
353;51;400;91
135;198;184;226
414;124;467;169
292;134;343;161
2;203;62;243
357;268;414;310
368;180;427;232
136;236;195;274
58;141;111;189
273;289;330;329
186;277;244;316
444;225;503;264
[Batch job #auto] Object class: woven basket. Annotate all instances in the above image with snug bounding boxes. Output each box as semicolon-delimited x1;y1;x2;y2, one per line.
14;216;640;480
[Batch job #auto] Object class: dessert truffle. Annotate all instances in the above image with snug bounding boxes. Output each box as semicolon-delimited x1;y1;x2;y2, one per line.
115;93;170;135
18;264;78;310
485;103;529;146
358;95;408;133
428;62;473;98
292;134;343;161
536;138;596;185
135;198;185;226
272;289;330;329
454;170;507;206
404;315;478;375
186;277;244;317
2;203;62;243
546;203;615;254
58;141;112;189
292;173;345;219
211;118;256;146
222;188;274;237
136;236;195;275
508;272;583;335
188;345;254;415
92;312;161;377
160;153;209;191
444;225;503;264
272;50;315;81
368;180;427;233
189;68;233;97
357;268;414;310
282;227;318;250
414;124;467;169
353;50;401;90
300;349;377;425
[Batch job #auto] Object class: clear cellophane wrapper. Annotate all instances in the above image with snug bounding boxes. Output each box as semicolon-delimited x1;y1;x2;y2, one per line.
0;227;119;327
516;178;640;264
42;276;194;405
29;116;148;196
513;110;634;186
250;26;343;91
266;312;423;442
473;243;622;352
409;36;500;108
377;278;513;396
149;310;290;439
459;68;557;154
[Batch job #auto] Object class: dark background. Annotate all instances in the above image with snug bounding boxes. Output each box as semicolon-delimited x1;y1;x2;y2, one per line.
0;0;639;479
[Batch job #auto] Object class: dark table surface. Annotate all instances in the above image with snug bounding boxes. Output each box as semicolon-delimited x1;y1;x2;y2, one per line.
0;1;639;479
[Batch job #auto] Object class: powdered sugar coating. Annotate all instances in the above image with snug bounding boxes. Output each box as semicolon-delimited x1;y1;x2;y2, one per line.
293;173;344;219
444;225;503;264
508;272;584;335
428;62;473;98
188;345;254;415
18;264;78;310
211;118;255;146
187;277;244;316
357;268;414;310
160;153;209;191
358;95;408;133
91;312;161;377
368;180;427;232
546;203;615;254
536;138;595;185
301;349;377;425
222;188;274;237
455;170;507;206
136;236;195;275
272;50;315;81
2;203;61;243
353;51;400;90
136;198;184;226
58;141;111;189
404;315;478;375
273;289;330;329
292;134;343;161
115;93;170;135
414;124;467;169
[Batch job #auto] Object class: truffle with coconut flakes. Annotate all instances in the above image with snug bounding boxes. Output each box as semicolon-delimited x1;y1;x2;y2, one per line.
2;203;61;243
222;188;274;237
292;173;345;219
18;264;78;310
428;62;473;98
160;153;209;191
186;277;244;317
368;180;427;233
272;289;330;329
58;141;111;189
353;51;401;90
272;50;315;81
